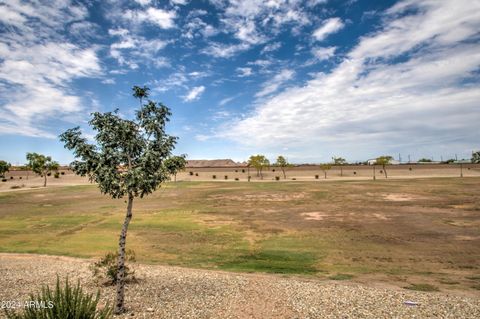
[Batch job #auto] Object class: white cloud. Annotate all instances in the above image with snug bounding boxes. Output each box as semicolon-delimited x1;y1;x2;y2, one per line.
201;42;250;58
123;7;176;29
313;17;344;41
261;41;282;54
222;0;480;160
134;0;152;6
236;67;253;77
256;69;294;97
184;86;206;102
312;46;336;60
0;0;102;138
219;96;237;106
109;28;170;68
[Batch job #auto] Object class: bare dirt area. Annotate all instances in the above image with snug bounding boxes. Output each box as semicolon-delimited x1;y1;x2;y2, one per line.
1;253;479;319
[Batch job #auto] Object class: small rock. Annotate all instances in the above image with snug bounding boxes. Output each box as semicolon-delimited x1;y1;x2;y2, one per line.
146;308;154;312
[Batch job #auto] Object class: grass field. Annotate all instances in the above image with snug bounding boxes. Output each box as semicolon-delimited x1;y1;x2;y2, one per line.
1;178;479;293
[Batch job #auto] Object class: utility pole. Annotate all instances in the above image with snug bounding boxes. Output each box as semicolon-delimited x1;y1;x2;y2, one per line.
373;165;376;181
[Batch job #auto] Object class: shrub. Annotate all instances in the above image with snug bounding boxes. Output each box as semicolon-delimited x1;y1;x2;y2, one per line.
212;175;216;179
409;167;412;171
275;176;280;181
189;171;194;176
90;250;136;286
195;173;198;176
10;185;22;189
234;178;239;181
47;172;52;176
241;169;245;173
292;178;296;180
272;169;275;172
61;171;65;175
54;172;60;178
1;179;6;182
4;277;112;319
19;177;22;179
10;176;14;179
235;170;238;172
224;175;228;180
315;175;319;179
353;171;356;175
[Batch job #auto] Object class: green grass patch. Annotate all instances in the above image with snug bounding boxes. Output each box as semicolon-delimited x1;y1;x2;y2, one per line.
328;273;354;280
404;283;440;292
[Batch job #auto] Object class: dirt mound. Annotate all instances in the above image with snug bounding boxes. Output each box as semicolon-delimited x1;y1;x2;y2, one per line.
186;159;246;167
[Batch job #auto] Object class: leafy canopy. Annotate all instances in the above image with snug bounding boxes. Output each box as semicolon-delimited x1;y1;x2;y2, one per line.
59;95;177;199
472;151;480;164
164;155;187;177
375;156;393;165
248;155;270;170
275;155;292;168
26;153;59;175
332;156;347;165
0;160;11;177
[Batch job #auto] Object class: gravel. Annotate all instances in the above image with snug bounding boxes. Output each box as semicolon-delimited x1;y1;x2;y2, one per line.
0;253;479;318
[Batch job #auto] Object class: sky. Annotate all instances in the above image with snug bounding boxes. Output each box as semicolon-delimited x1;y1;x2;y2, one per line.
0;0;479;165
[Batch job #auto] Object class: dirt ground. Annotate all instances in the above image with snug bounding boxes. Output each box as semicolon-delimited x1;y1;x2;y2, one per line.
2;164;479;192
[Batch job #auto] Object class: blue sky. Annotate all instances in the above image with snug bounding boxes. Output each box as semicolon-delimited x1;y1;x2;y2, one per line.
0;0;479;165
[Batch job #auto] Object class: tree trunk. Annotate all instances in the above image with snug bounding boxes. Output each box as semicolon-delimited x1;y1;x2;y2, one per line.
324;171;327;179
174;173;177;182
383;165;388;178
373;165;376;181
282;168;286;179
43;172;47;187
260;168;263;180
340;166;343;177
115;193;134;314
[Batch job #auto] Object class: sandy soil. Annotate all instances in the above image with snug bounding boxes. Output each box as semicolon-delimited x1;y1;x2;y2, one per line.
1;253;479;319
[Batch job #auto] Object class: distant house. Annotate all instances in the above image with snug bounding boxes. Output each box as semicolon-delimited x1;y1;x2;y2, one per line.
367;159;401;165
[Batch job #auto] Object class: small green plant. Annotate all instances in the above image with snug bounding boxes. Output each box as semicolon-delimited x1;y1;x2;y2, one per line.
60;171;65;175
10;176;14;179
54;172;60;178
19;176;22;179
91;250;136;286
241;169;245;173
234;178;239;181
195;173;198;176
329;273;354;280
275;176;280;181
1;179;6;182
4;277;112;319
272;168;275;172
212;175;216;179
47;172;52;176
189;171;194;176
315;175;319;179
224;175;228;180
10;185;22;189
403;283;439;292
353;171;356;175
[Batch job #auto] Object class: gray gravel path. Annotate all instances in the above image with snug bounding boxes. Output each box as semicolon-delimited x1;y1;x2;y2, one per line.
0;254;479;318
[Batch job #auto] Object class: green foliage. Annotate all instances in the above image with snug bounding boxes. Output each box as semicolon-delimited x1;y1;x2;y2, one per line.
248;155;270;179
59;95;177;199
332;157;347;165
275;155;292;179
375;156;393;165
132;85;149;104
26;153;59;177
275;176;280;181
163;155;187;180
91;250;136;285
0;160;11;178
472;151;480;164
418;158;433;163
4;277;112;319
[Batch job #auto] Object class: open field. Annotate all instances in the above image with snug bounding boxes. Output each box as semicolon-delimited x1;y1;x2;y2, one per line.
1;177;479;295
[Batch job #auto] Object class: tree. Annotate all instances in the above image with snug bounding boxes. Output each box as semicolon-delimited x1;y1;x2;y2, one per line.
320;164;332;179
0;160;11;178
164;155;187;182
248;155;270;179
332;156;347;177
132;85;150;106
472;151;480;164
26;153;59;187
59;86;177;314
275;155;292;179
375;155;393;178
